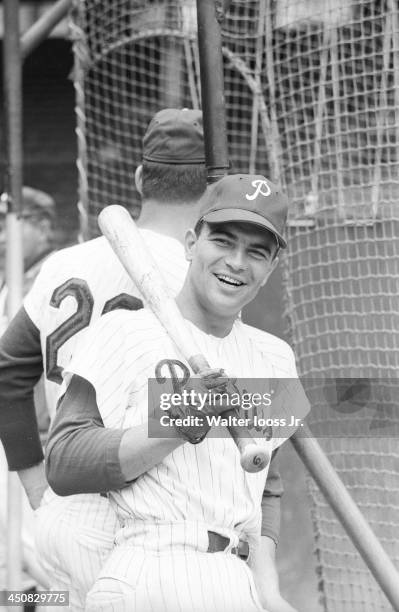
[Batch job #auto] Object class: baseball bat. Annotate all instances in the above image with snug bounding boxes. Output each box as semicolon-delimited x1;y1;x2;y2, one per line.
98;205;270;473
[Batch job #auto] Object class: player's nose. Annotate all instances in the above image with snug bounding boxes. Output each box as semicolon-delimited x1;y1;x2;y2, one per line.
224;247;247;272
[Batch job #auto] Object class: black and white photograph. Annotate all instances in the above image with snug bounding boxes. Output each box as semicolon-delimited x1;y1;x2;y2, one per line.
0;1;398;611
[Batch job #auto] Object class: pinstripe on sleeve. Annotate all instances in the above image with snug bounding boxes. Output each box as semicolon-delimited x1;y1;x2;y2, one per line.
63;311;135;429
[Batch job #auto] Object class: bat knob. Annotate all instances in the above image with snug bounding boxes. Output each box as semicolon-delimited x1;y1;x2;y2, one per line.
240;444;271;473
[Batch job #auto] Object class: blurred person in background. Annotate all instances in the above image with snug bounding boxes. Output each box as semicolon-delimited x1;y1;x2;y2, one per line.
0;187;56;336
0;186;56;609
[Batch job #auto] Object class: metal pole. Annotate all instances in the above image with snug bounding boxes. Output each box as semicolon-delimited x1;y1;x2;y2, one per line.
3;0;24;607
291;429;399;610
196;0;229;182
20;0;72;60
3;0;24;325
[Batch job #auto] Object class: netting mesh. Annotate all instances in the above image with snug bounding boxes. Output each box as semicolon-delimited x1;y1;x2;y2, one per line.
70;1;399;610
273;3;399;609
70;0;280;235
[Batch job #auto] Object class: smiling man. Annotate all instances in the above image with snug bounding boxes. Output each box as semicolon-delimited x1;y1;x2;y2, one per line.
47;174;308;612
184;220;280;334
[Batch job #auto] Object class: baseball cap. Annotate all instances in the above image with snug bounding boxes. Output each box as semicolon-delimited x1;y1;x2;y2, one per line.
197;174;289;249
0;186;55;218
142;108;205;165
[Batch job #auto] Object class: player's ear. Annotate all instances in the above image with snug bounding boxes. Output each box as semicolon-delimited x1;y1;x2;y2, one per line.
135;165;143;195
260;255;279;287
184;228;197;262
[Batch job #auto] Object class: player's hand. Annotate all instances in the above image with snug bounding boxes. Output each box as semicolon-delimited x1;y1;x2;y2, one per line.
259;591;298;612
184;367;240;421
190;367;238;413
18;462;48;510
255;574;298;612
250;537;298;612
169;368;237;444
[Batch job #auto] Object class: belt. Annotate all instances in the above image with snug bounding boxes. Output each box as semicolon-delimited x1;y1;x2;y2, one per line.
207;531;249;561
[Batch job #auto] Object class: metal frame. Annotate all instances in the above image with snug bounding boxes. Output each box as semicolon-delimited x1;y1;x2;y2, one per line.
2;0;72;602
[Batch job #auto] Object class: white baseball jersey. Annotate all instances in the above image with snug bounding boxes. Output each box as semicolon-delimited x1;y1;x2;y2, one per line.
24;230;188;610
65;309;308;612
66;309;302;545
24;231;187;419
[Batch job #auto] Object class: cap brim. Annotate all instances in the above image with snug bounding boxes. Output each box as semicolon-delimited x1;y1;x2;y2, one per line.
203;208;287;249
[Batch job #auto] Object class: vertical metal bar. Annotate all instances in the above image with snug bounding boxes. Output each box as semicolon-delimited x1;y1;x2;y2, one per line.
3;1;24;608
196;0;229;182
3;0;24;224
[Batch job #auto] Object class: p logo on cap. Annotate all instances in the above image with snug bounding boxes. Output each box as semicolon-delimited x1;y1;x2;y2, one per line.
245;180;272;201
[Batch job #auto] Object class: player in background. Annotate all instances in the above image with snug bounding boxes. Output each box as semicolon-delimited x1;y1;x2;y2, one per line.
0;187;56;602
49;174;308;612
0;111;286;610
0;187;56;336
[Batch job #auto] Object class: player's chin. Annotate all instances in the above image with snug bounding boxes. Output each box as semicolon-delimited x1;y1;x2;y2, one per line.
211;286;251;314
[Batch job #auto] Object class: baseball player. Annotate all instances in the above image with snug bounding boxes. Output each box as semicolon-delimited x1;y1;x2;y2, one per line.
0;112;285;610
50;174;309;612
0;187;56;597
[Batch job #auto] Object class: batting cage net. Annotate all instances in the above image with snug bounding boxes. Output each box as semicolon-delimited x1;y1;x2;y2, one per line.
272;2;399;611
70;1;399;610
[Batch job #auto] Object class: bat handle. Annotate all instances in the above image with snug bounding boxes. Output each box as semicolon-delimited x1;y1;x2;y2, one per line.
189;356;270;473
223;410;271;473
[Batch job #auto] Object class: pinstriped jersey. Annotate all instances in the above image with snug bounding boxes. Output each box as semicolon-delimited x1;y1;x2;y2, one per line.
65;308;306;547
23;231;187;420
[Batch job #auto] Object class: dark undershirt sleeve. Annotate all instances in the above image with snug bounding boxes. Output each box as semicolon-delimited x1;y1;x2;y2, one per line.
260;448;284;545
45;374;129;496
0;307;44;469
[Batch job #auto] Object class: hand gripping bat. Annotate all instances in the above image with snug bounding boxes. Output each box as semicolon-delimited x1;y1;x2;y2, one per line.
98;205;270;473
